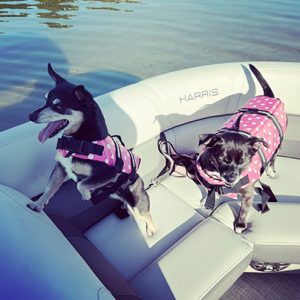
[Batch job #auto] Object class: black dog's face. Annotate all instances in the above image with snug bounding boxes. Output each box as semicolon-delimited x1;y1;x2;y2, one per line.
28;64;95;143
201;131;267;187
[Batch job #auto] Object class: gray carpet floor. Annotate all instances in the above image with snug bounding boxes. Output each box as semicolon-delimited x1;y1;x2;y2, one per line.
221;273;300;300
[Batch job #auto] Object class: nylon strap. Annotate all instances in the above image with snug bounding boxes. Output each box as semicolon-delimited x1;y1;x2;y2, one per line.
255;180;278;213
57;136;104;156
239;107;284;142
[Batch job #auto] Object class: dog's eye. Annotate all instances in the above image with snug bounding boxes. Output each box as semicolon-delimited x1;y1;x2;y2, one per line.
223;158;231;164
52;103;61;109
52;102;65;113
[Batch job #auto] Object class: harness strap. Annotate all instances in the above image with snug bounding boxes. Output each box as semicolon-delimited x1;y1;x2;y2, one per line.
239;107;284;142
255;180;278;213
57;136;104;157
205;186;217;209
92;143;139;205
203;175;250;210
232;113;244;130
114;140;124;173
157;138;197;181
157;139;176;179
221;176;250;194
112;134;126;147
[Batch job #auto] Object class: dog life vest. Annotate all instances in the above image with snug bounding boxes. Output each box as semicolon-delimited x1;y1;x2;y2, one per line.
196;95;287;209
57;135;140;175
56;135;141;203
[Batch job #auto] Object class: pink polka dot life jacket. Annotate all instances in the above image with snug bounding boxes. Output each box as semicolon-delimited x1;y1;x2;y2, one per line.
57;135;140;176
195;95;287;200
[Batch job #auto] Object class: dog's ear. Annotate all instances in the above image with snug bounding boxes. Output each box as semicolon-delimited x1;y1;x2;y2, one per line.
199;133;223;148
48;63;66;85
73;85;94;107
248;136;269;154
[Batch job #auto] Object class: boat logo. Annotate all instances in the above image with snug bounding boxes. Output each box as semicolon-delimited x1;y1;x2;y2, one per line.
179;88;219;103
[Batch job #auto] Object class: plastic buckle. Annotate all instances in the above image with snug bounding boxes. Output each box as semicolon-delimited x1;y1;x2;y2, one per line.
78;141;85;154
56;137;65;150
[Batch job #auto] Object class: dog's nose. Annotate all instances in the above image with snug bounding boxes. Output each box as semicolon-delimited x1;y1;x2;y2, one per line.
224;172;238;183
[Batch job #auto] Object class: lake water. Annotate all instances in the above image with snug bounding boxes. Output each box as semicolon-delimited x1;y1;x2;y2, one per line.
1;0;299;131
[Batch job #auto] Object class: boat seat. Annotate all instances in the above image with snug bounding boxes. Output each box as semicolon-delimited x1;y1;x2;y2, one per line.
212;201;300;264
50;215;140;299
130;218;253;300
0;183;255;300
46;182;254;300
0;184;114;300
84;183;204;280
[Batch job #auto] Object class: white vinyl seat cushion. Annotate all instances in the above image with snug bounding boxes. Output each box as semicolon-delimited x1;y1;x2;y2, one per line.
130;218;253;300
159;175;211;216
0;184;114;300
259;156;300;202
212;202;300;264
84;183;204;280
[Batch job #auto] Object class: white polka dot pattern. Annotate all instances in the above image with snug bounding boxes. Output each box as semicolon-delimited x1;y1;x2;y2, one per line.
196;95;287;199
57;135;141;175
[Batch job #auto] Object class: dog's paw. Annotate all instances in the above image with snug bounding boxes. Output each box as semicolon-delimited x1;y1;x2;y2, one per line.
146;223;156;237
27;202;44;212
266;167;277;179
81;191;91;201
77;184;91;201
234;222;247;234
199;199;207;209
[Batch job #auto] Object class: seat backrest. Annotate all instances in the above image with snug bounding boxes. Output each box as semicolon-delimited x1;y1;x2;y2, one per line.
0;62;299;197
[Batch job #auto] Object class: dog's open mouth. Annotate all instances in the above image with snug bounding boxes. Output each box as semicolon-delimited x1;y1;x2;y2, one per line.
38;120;69;143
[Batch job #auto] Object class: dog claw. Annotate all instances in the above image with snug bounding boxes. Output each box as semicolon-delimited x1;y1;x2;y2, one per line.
81;192;91;201
266;168;277;179
234;222;247;234
77;184;91;200
27;203;44;212
146;224;156;237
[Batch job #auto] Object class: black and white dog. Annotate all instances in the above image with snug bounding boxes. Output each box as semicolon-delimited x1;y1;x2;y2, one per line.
27;64;155;237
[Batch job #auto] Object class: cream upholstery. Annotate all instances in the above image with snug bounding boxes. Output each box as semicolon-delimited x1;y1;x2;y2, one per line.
130;219;253;300
85;183;204;280
212;202;300;264
0;184;114;300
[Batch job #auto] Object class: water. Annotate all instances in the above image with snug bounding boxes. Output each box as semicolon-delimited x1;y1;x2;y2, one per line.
1;0;299;131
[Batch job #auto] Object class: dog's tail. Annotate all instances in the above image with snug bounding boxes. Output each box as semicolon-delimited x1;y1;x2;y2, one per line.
249;64;274;98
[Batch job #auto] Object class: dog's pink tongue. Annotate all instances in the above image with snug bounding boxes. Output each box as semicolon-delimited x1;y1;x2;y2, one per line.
38;120;64;143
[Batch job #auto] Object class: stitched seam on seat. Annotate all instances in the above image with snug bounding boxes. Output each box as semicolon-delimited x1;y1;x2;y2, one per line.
129;220;204;284
253;241;300;246
0;189;54;227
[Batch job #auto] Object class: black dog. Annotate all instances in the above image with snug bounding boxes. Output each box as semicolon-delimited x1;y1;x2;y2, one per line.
27;64;155;237
197;64;287;233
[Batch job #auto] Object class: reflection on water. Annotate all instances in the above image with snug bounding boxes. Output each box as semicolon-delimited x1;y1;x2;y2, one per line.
0;0;139;29
35;0;78;27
